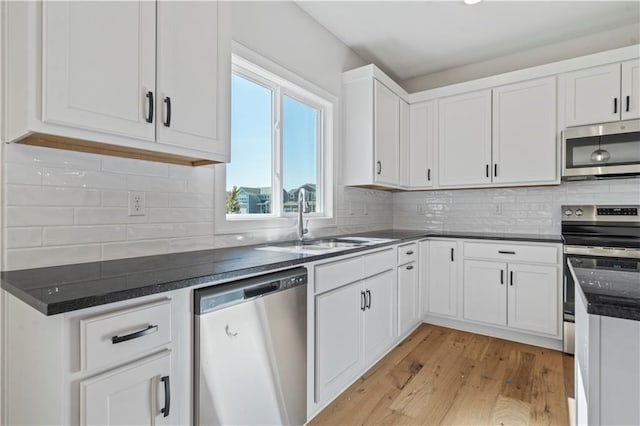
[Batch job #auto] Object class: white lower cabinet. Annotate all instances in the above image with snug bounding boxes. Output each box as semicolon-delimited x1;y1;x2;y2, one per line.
397;261;419;336
364;270;397;365
81;350;172;426
463;260;507;326
507;263;558;335
463;260;558;335
313;249;397;409
426;240;458;318
315;281;364;403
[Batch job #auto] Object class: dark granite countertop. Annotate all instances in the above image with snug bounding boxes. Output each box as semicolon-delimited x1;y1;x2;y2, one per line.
1;229;562;316
568;256;640;322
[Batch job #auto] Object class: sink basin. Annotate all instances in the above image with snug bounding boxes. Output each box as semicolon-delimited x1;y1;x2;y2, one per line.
256;236;397;254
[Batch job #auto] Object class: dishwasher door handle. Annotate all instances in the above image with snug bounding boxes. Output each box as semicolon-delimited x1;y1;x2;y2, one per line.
244;283;280;299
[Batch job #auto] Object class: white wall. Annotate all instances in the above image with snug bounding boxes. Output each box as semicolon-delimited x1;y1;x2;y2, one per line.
1;2;397;270
394;179;640;235
401;23;640;92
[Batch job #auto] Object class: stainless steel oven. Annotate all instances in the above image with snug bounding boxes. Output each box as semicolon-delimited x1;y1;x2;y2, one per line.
561;205;640;354
562;119;640;180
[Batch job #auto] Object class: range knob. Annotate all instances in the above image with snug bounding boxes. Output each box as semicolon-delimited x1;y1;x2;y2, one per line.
564;208;573;216
575;208;584;217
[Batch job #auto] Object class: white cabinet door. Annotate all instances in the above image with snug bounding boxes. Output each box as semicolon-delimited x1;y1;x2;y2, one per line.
374;80;400;185
492;77;557;185
463;260;507;326
507;263;559;336
43;1;156;140
622;59;640;121
156;1;227;158
438;90;492;186
399;99;411;187
409;101;436;188
398;262;419;336
564;63;621;126
427;241;458;318
363;270;396;365
81;350;171;426
315;282;363;403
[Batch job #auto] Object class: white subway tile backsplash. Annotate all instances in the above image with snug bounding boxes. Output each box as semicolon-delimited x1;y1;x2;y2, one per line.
6;185;101;206
6;144;101;170
6;228;42;249
43;226;127;246
43;168;127;189
7;207;74;227
5;163;43;185
5;245;102;270
74;208;148;225
101;191;128;207
147;208;213;223
127;174;186;193
102;240;171;261
101;157;169;177
394;178;640;234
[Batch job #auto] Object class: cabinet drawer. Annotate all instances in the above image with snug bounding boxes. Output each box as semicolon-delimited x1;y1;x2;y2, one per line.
397;242;418;265
363;248;395;277
464;241;558;264
80;299;172;372
315;256;363;294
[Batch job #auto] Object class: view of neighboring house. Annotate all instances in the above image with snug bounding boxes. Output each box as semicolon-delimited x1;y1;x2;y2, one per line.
229;184;316;214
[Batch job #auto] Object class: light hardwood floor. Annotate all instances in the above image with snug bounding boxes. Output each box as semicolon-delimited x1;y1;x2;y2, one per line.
310;324;574;425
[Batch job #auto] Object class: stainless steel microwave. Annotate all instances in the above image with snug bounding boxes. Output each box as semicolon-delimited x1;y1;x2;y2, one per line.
562;119;640;180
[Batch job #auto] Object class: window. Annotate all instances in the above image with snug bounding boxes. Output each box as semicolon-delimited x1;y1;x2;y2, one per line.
218;51;334;231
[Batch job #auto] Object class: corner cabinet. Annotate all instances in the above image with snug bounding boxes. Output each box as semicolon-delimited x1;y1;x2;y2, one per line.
342;65;409;189
6;0;230;165
438;76;557;188
563;59;640;127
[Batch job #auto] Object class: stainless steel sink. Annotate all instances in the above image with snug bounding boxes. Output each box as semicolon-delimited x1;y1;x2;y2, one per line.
256;236;397;254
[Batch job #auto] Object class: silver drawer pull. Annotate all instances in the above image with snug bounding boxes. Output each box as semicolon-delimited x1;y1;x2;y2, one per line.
111;324;158;344
498;250;516;255
406;250;414;255
406;265;414;270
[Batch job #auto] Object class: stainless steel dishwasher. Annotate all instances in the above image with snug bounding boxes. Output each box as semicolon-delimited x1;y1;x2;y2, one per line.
194;267;307;426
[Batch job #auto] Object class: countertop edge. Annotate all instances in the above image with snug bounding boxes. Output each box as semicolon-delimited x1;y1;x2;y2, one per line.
2;230;563;316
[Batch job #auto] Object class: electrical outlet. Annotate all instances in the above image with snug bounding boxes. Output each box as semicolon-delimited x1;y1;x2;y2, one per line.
128;191;146;216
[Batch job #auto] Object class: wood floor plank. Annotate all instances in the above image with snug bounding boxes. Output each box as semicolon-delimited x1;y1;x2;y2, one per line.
310;324;573;426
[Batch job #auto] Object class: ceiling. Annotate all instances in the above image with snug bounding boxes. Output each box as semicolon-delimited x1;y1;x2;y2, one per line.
296;1;640;82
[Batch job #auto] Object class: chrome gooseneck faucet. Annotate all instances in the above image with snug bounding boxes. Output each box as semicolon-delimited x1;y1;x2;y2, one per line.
297;188;309;243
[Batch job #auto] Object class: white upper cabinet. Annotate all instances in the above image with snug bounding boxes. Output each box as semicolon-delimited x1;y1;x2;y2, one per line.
564;59;640;126
622;59;640;121
342;66;408;189
492;77;557;185
409;101;436;188
43;1;156;140
438;89;492;186
374;81;400;185
399;99;411;187
156;1;227;158
7;0;230;164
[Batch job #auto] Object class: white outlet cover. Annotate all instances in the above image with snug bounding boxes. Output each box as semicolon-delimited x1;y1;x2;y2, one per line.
128;191;146;216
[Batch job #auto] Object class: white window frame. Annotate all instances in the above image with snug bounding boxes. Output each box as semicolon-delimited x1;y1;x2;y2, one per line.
214;43;336;234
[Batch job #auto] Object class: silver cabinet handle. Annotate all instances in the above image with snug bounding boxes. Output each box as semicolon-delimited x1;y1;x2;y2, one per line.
427;168;431;181
360;291;366;311
366;289;371;309
499;250;516;255
500;269;504;285
406;265;414;270
510;271;514;286
406;250;414;255
112;324;158;344
376;161;382;175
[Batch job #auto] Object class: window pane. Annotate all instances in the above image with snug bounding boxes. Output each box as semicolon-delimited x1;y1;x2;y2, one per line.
282;96;319;213
227;74;273;215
